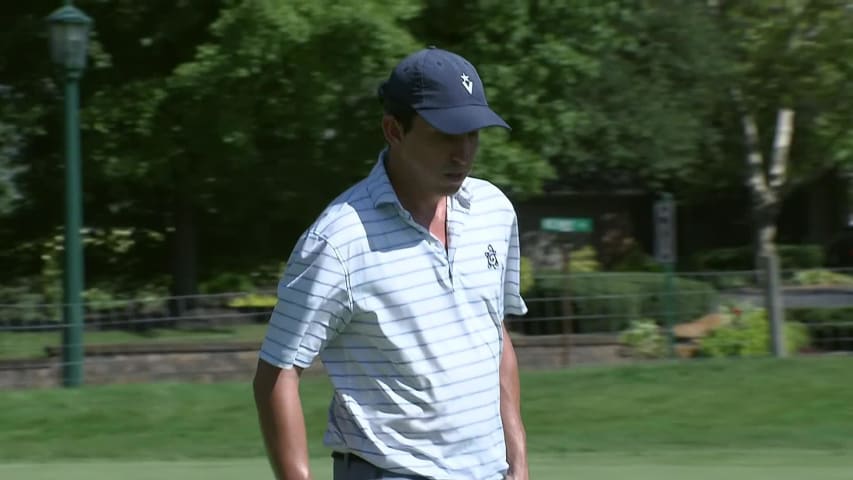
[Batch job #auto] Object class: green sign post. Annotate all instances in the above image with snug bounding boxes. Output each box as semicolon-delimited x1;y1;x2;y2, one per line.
540;216;593;366
654;193;677;357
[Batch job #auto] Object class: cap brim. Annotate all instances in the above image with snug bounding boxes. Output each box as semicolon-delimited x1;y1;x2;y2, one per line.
417;105;511;135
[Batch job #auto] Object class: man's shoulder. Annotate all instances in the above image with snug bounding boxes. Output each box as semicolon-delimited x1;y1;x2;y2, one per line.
464;177;516;214
303;178;376;246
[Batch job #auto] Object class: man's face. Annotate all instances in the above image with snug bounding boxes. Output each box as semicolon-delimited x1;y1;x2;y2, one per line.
396;115;480;196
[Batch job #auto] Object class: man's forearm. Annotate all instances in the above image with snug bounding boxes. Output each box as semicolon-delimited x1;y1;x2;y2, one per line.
253;361;312;480
500;327;528;477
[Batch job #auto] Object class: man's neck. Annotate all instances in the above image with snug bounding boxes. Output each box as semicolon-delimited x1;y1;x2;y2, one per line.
385;151;445;226
397;187;444;221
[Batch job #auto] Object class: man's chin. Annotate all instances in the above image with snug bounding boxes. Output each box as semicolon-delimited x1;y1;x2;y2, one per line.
438;181;465;196
439;173;467;193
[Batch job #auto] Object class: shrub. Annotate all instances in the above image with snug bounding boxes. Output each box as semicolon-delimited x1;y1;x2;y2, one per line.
528;272;718;334
620;319;666;358
785;307;853;351
83;287;121;312
698;306;810;358
690;244;825;271
786;307;853;325
790;269;853;287
199;272;256;294
568;246;601;273
519;256;536;296
779;245;826;270
227;293;277;309
609;243;664;273
0;280;54;327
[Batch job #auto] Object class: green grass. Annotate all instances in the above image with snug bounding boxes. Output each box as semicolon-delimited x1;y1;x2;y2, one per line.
522;356;853;454
4;452;853;480
1;356;852;478
0;323;268;360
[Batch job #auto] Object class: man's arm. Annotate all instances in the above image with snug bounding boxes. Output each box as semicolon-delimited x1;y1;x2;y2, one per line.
500;324;528;480
253;359;312;480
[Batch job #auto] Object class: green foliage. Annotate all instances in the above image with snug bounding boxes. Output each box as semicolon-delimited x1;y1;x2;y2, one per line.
0;280;52;326
531;245;602;278
28;227;169;302
531;273;718;333
226;293;277;309
519;256;535;296
0;120;26;216
79;282;171;314
200;261;286;297
710;1;853;187
620;319;666;358
568;245;601;273
1;0;851;300
787;307;853;326
779;245;827;270
699;306;810;358
199;273;256;295
82;287;121;313
786;307;853;350
690;244;825;271
418;0;728;191
472;129;554;197
609;242;664;273
791;269;853;287
0;272;173;326
0;6;51;219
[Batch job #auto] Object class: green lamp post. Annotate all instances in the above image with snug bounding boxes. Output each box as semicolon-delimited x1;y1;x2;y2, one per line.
46;1;92;388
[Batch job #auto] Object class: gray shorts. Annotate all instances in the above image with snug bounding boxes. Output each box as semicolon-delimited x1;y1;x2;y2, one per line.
332;452;429;480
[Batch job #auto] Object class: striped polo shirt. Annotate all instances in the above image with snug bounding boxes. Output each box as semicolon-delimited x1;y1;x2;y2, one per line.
259;151;528;480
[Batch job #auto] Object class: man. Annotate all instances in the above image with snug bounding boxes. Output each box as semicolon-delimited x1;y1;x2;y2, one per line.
253;46;529;480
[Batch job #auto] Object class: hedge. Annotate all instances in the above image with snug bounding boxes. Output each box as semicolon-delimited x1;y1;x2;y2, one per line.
698;307;810;358
690;244;825;271
785;307;853;351
522;272;719;334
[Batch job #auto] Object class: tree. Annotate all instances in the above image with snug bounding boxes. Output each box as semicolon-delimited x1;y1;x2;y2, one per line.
0;95;28;216
410;0;728;193
709;0;853;355
81;0;426;296
0;0;227;289
3;1;563;297
0;0;73;282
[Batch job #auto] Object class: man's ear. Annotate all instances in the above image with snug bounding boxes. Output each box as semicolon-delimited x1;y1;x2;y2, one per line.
382;115;404;146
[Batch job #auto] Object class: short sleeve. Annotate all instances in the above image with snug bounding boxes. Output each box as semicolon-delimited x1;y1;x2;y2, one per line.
504;214;528;317
259;231;353;369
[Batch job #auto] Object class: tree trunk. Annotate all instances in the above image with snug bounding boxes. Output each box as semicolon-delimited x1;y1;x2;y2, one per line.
738;102;794;358
756;218;786;357
168;191;199;321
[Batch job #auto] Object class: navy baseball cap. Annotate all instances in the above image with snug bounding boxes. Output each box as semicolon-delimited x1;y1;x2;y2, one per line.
378;47;510;135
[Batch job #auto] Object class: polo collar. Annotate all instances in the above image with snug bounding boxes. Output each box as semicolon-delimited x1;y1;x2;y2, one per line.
366;149;473;211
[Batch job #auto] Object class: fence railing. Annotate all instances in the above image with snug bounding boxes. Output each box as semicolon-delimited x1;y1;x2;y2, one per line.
1;269;852;388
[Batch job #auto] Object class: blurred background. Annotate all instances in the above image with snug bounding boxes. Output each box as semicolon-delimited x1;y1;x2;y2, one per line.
1;1;853;479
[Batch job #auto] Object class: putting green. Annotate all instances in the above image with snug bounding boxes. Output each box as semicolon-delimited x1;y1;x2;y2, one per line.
3;450;851;480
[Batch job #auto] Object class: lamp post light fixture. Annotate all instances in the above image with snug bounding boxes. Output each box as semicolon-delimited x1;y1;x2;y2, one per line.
46;1;92;387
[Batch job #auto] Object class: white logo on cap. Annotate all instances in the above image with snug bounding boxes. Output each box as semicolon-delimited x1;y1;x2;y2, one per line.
461;73;473;95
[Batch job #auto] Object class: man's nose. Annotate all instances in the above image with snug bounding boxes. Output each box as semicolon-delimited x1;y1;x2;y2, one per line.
450;132;478;161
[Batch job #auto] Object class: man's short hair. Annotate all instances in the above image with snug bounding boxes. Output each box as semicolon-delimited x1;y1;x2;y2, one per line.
378;83;416;133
